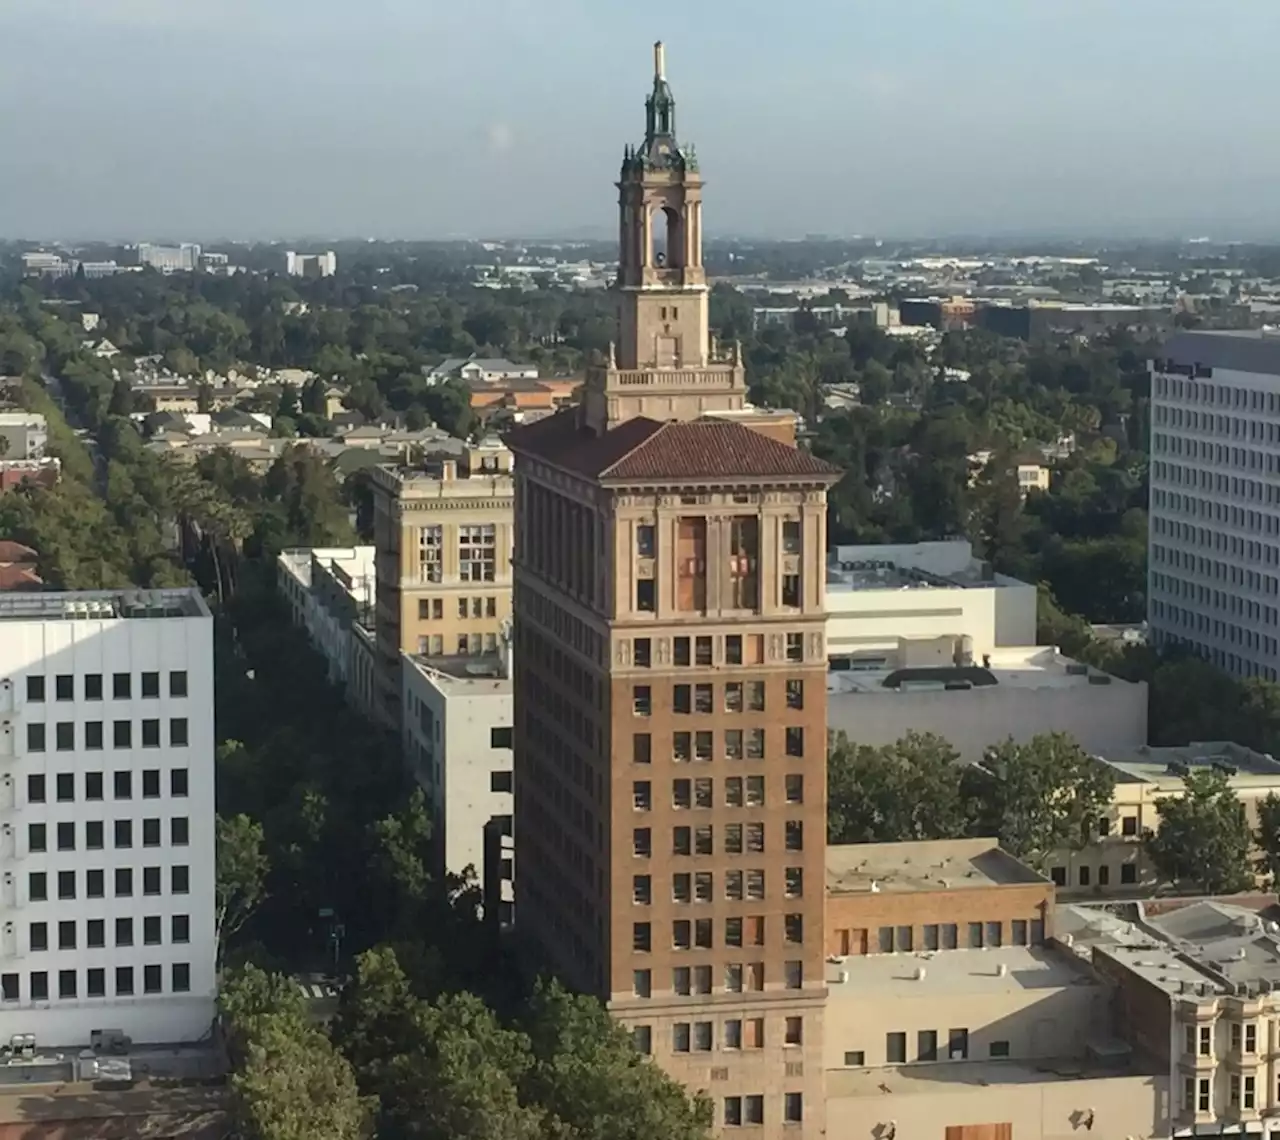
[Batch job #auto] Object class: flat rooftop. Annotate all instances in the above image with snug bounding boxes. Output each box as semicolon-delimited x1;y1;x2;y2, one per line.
827;539;1024;593
1099;741;1280;789
0;589;209;622
826;838;1045;895
1160;329;1280;377
827;1055;1158;1100
827;647;1120;694
827;944;1092;1000
406;651;512;693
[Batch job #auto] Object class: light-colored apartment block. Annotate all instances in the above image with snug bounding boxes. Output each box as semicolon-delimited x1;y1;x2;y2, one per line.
276;547;375;688
1150;330;1280;680
401;646;513;920
0;590;216;1047
0;414;47;461
1050;741;1280;896
369;439;514;728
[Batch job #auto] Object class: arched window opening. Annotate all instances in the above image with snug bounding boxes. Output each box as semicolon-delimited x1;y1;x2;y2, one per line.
651;205;683;270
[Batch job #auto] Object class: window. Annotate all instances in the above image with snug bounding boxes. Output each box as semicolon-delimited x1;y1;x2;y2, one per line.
86;869;104;897
986;921;1003;948
693;1021;713;1051
746;869;765;899
30;972;47;1001
113;721;131;749
844;1050;865;1066
87;919;104;948
114;868;132;897
56;822;74;852
784;960;802;989
725;824;743;855
918;1029;938;1061
785;820;804;851
0;975;16;1002
636;525;655;557
114;820;132;849
745;1096;764;1125
674;685;691;714
724;1097;742;1127
886;1032;907;1063
57;920;75;950
785;914;804;944
633;829;651;857
87;968;105;998
725;870;743;900
26;723;45;753
635;579;655;612
632;1026;652;1054
85;673;103;700
673;966;691;995
1121;815;1138;836
785;727;804;757
948;1028;969;1060
785;867;803;898
27;823;46;853
26;675;45;703
725;917;743;947
724;1019;743;1049
674;638;691;666
141;671;160;698
58;970;76;1000
782;575;801;607
673;920;692;952
458;524;496;582
140;717;159;747
115;917;133;947
785;633;803;662
170;718;189;747
172;963;190;993
490;770;513;793
55;722;73;750
989;1040;1011;1058
172;915;190;944
724;683;743;713
785;774;804;804
695;826;713;855
144;965;162;994
55;772;73;802
695;872;713;901
725;635;742;665
695;778;713;808
1078;865;1091;887
26;774;44;803
673;827;691;856
171;769;188;796
112;672;131;699
695;637;713;666
114;965;135;997
633;734;651;764
1246;1023;1257;1054
633;638;651;668
633;781;652;811
1199;1025;1212;1056
1121;862;1137;884
29;923;47;952
968;922;984;949
785;1017;803;1046
783;1093;802;1125
57;871;74;900
142;770;160;798
633;923;651;952
633;969;651;998
695;685;713;714
633;686;652;716
28;872;46;902
84;720;103;749
1050;865;1067;886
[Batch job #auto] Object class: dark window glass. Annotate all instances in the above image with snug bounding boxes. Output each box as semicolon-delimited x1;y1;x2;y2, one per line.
85;821;103;850
171;914;190;943
28;872;46;902
171;817;189;846
113;721;131;749
169;718;188;747
141;719;160;748
142;770;160;798
115;917;133;947
169;671;188;697
144;965;162;994
114;868;132;897
114;771;131;799
56;773;73;802
115;967;133;996
87;919;104;947
84;673;102;700
143;916;162;945
55;675;73;701
143;867;161;895
57;871;75;900
26;775;44;803
112;673;130;699
30;972;47;1001
85;721;103;750
87;968;105;997
171;769;188;797
172;963;190;993
26;676;44;703
142;818;161;847
29;923;47;952
86;869;104;897
85;771;103;800
141;672;160;698
26;723;45;753
114;820;132;849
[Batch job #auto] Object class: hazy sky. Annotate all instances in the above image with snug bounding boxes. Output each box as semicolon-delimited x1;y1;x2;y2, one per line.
3;0;1279;241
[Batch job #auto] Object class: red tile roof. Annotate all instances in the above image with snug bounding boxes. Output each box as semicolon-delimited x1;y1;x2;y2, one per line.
508;412;839;483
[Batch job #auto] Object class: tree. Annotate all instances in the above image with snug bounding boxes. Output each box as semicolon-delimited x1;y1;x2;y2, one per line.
217;813;269;963
222;964;369;1140
1256;793;1280;887
964;733;1115;869
827;731;967;844
1146;770;1253;894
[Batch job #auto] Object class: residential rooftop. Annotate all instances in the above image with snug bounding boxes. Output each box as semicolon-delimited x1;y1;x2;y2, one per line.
827;539;1026;593
826;837;1045;895
405;649;512;693
826;646;1121;695
826;943;1092;1001
1098;741;1280;789
0;588;209;622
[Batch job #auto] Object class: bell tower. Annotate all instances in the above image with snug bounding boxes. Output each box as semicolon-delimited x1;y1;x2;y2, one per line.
582;42;746;433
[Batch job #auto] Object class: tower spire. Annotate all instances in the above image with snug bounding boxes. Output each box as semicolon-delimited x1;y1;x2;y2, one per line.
654;40;666;81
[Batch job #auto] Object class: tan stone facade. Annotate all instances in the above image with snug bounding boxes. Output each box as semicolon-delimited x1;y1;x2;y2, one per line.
369;441;514;726
509;42;840;1137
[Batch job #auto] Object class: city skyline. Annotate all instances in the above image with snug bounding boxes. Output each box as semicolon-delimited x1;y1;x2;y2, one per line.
4;0;1280;241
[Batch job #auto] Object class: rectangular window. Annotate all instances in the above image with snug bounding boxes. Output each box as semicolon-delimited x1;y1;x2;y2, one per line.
172;963;190;993
632;875;651;905
695;637;713;666
948;1028;969;1060
141;671;160;698
85;673;103;700
85;721;103;750
633;969;651;998
785;1017;803;1046
141;717;159;748
2;975;18;1002
724;1097;742;1127
172;914;190;944
1012;919;1028;946
26;723;45;753
112;672;131;699
114;820;132;849
115;917;133;947
113;721;131;749
989;1040;1011;1058
87;968;105;998
747;682;765;711
144;965;162;994
114;868;132;898
745;1095;764;1125
633;734;651;764
636;525;655;557
635;579;655;611
171;768;188;796
87;919;104;948
886;1032;907;1064
746;870;765;899
26;675;45;703
29;923;47;952
490;770;513;793
633;686;651;716
785;820;803;851
30;971;47;1001
170;718;189;747
725;635;742;665
27;823;45;853
633;638;651;668
783;1092;802;1124
785;774;804;803
724;683;743;713
633;781;652;811
58;970;76;1000
57;920;75;950
55;722;74;751
633;829;651;857
968;922;984;949
57;871;74;900
674;638;691;666
56;822;74;851
784;960;802;989
86;869;104;897
26;775;44;803
918;1029;938;1061
633;923;651;953
785;727;804;757
55;674;73;701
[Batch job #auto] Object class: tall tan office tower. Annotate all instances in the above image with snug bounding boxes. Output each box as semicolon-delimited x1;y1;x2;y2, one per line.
508;44;838;1136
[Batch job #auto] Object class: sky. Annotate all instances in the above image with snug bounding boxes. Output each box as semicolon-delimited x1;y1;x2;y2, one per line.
3;0;1280;242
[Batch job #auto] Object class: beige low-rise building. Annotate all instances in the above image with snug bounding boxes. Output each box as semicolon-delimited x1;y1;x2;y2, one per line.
822;839;1168;1140
1050;741;1280;896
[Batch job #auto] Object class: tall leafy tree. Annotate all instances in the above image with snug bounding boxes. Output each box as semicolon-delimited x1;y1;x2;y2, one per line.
1146;770;1253;894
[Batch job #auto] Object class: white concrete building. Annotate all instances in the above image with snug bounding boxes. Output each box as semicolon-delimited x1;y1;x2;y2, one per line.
826;540;1036;667
0;413;47;461
0;589;216;1047
137;244;201;273
1150;330;1280;680
826;645;1147;761
401;647;513;921
284;251;337;278
276;547;376;691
